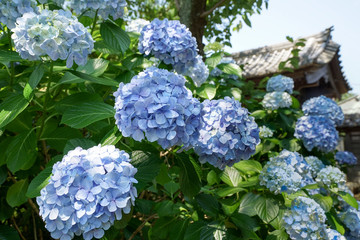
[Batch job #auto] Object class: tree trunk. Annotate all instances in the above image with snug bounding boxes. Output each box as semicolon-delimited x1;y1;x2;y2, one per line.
178;0;207;56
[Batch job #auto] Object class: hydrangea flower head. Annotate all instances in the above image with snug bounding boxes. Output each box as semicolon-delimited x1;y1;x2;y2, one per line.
36;145;138;240
54;0;127;20
283;197;327;240
339;207;360;239
294;116;339;153
316;166;346;191
184;55;209;87
302;95;344;126
262;91;292;110
139;18;198;74
305;156;325;177
12;9;94;68
114;67;201;150
194;97;260;169
335;151;358;165
259;126;273;138
266;75;294;94
325;229;346;240
0;0;38;29
126;19;150;33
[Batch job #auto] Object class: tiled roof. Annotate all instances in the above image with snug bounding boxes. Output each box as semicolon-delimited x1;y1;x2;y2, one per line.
231;27;341;79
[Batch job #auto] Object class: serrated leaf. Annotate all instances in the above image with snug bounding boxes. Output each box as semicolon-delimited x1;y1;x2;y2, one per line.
216;187;245;197
217;63;242;77
207;170;220;186
206;52;223;69
164;181;180;198
254;196;279;223
312;194;333;212
101;126;122;146
26;167;52;198
0;94;29;129
196;84;217;100
220;167;242;187
122;54;144;70
100;21;130;54
233;160;262;174
238;192;260;216
6;179;28;207
61;102;115;129
184;221;207;240
196;194;221;217
76;58;109;76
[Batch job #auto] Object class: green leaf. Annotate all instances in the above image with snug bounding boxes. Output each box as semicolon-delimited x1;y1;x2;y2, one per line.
199;221;226;240
233;160;262;174
55;92;103;114
231;213;261;240
280;139;301;152
23;64;45;100
6;179;28;208
6;130;37;173
122;54;144;70
254;196;279;223
196;194;221;217
40;127;82;152
205;52;223;69
0;94;29;129
184;221;207;240
312;194;333;212
269;209;285;230
100;21;130;54
63;138;96;154
76;58;109;76
220;167;242;187
164;181;180;198
0;225;20;240
216;187;245;197
196;84;217;100
238;192;260;216
326;211;345;235
61;102;115;129
176;154;201;198
251;110;266;119
131;150;161;191
338;191;358;209
0;50;22;65
26;167;52;198
266;230;289;240
169;218;190;240
101;126;122;146
207;170;220;186
217;63;242;77
66;70;118;87
291;96;300;109
154;200;175;217
220;198;240;216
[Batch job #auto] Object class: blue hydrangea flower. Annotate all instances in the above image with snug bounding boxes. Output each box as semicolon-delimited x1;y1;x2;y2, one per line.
210;57;239;80
259;126;273;138
185;55;209;87
0;0;38;29
114;67;201;150
302;95;344;126
54;0;127;20
193;97;260;169
266;75;294;94
305;156;325;178
339;207;360;239
294;116;339;153
325;229;346;240
36;145;138;240
138;18;198;74
335;151;358;165
283;197;327;240
262;91;292;110
12;9;94;68
126;19;150;33
315;166;346;191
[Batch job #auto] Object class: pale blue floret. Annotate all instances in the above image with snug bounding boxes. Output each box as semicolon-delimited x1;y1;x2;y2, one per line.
335;151;358;165
302;95;344;126
185;55;209;87
339;206;360;239
12;9;94;68
0;0;38;29
283;197;327;240
315;165;347;191
138;18;199;75
36;145;138;240
126;19;150;33
266;75;294;94
194;97;260;169
259;126;273;138
262;91;292;110
294;115;339;153
114;67;202;150
54;0;127;20
304;156;325;178
325;229;346;240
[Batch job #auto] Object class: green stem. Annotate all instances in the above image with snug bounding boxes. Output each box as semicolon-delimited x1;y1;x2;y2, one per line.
7;28;15;86
91;9;99;35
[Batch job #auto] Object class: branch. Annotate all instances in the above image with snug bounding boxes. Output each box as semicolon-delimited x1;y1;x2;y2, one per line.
28;199;39;215
174;0;180;11
128;214;158;240
11;217;27;240
200;0;229;18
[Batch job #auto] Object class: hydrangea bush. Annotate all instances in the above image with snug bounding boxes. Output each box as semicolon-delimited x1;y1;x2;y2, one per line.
336;151;358;165
0;1;358;239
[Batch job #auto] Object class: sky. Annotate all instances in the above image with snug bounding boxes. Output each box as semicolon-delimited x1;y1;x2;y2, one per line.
225;0;360;95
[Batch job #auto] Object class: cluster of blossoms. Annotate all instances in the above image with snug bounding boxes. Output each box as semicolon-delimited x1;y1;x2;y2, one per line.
114;67;201;150
315;165;346;191
12;9;94;68
126;18;150;33
266;74;294;94
302;95;344;126
304;156;325;177
259;150;312;194
259;125;273;138
262;91;292;110
54;0;127;20
283;197;327;239
37;145;138;240
0;0;38;29
325;229;346;240
139;18;208;87
339;206;360;239
294;116;339;153
335;151;358;165
194;97;260;169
